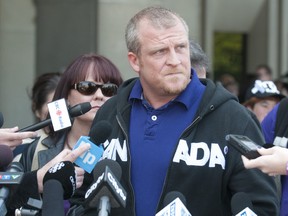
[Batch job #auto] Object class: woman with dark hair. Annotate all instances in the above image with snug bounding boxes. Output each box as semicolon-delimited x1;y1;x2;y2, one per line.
30;72;62;134
13;72;62;158
22;53;123;171
30;72;62;121
7;53;123;215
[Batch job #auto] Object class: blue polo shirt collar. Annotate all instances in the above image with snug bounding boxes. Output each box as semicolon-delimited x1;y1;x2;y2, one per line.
129;69;203;110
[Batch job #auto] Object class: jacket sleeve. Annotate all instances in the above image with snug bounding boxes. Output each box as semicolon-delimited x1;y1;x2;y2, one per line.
228;119;279;216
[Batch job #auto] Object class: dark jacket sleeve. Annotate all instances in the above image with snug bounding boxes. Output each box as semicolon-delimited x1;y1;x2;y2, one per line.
6;171;41;215
228;118;279;215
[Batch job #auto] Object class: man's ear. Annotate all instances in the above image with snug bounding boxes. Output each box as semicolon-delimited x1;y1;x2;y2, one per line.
127;52;140;73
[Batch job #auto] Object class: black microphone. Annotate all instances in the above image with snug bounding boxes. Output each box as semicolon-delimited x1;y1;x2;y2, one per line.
231;192;257;216
90;120;113;145
0;145;13;171
84;159;127;216
0;112;4;128
18;102;91;132
42;161;76;216
163;191;186;206
0;162;24;216
156;191;191;216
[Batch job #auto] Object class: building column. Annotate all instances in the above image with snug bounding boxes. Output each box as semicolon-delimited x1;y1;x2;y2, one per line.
0;0;35;127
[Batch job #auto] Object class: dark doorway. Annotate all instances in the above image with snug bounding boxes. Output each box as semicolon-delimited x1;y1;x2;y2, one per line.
213;32;247;102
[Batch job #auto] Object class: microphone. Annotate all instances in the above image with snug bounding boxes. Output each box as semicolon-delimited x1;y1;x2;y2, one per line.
42;161;76;216
0;162;24;216
231;192;257;216
73;120;112;173
84;159;127;216
18;102;91;132
155;191;191;216
0;145;13;171
90;120;113;145
0;112;4;128
163;191;187;207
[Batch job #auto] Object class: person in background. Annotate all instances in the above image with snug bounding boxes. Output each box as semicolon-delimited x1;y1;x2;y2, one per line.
217;73;240;98
243;97;288;216
243;64;274;102
190;40;209;78
73;6;279;216
243;80;284;123
12;72;62;158
275;79;288;97
255;64;273;81
29;72;62;134
7;53;123;215
275;72;288;97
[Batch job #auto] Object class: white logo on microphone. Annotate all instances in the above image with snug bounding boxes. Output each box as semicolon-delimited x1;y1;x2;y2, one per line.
48;161;65;173
70;175;76;193
85;173;104;198
107;172;126;201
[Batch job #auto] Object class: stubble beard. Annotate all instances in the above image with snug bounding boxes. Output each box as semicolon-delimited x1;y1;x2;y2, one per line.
162;75;190;95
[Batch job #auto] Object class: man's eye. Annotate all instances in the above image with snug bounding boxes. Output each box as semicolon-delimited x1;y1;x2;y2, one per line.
177;44;186;50
155;49;165;54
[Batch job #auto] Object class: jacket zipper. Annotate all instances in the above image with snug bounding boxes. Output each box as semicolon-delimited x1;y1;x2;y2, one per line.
116;115;137;216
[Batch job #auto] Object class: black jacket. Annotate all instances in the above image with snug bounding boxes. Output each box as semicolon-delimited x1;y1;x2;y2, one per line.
6;134;68;215
71;78;279;215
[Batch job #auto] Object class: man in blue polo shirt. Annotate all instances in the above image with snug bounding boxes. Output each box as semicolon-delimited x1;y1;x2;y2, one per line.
129;68;205;216
75;6;279;216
